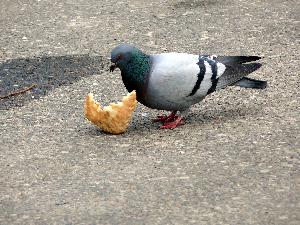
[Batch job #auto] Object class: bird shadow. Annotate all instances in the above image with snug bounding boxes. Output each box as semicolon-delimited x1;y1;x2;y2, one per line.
0;54;106;110
189;103;261;124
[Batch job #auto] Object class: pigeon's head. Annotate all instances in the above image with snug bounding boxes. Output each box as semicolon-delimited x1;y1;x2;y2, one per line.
110;43;138;72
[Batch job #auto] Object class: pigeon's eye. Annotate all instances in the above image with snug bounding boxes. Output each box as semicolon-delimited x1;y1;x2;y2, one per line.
116;54;122;61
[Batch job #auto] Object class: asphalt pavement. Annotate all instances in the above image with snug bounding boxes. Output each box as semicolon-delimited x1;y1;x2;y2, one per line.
0;0;299;224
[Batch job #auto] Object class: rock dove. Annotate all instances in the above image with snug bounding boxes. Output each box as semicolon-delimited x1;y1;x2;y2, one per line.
110;43;267;129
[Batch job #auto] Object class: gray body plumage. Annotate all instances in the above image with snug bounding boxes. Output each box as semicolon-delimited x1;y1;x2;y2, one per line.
145;53;265;111
110;44;266;113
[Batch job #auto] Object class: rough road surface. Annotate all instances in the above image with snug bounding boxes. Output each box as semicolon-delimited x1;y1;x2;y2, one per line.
0;0;299;224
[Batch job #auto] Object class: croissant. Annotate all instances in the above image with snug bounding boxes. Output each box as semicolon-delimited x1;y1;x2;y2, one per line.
84;91;137;134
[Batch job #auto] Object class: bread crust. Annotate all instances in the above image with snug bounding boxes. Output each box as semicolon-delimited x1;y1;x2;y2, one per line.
84;91;137;134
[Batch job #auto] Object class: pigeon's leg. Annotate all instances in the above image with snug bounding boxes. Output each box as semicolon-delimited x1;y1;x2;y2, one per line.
153;111;177;123
159;109;189;129
160;116;185;129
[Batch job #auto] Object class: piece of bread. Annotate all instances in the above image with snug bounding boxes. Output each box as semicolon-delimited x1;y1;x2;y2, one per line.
84;91;137;134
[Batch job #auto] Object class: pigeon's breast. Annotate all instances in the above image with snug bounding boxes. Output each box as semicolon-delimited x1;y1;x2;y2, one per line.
145;53;202;111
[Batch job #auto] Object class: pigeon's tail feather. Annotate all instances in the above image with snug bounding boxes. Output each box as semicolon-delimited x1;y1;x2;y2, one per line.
216;62;263;89
217;56;262;65
233;77;267;89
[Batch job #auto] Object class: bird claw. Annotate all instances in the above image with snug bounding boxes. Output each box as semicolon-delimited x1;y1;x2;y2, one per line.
153;111;177;123
160;117;185;129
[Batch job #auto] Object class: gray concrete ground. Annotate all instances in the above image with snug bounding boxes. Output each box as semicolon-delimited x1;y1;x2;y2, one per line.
0;0;299;224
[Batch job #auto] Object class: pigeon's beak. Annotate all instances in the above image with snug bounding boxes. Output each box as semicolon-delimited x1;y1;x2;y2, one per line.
110;63;117;72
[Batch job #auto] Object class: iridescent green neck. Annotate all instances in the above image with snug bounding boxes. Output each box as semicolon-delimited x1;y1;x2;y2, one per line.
119;49;151;92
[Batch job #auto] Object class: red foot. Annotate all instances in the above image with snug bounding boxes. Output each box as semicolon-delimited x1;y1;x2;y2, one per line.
153;111;177;123
160;117;185;129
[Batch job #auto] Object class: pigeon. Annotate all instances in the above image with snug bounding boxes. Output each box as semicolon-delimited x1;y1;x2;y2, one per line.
110;43;267;129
